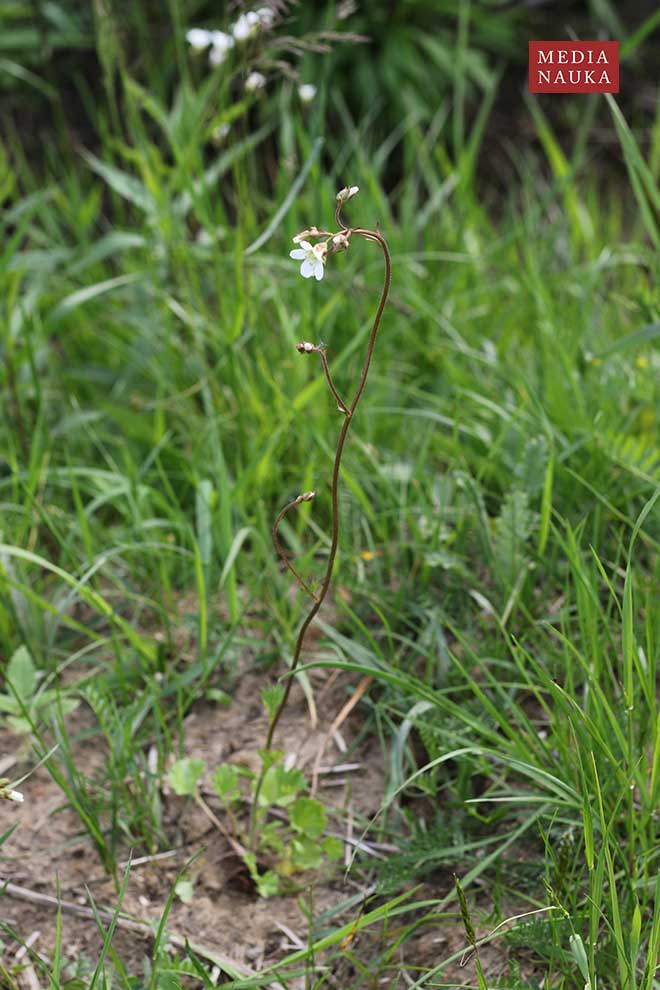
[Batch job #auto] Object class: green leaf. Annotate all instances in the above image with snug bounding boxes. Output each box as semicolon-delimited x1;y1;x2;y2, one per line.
261;684;285;721
7;715;31;735
291;836;323;870
259;765;306;808
81;150;155;213
212;764;239;800
322;836;344;861
6;645;37;702
290;797;327;839
167;758;204;796
255;870;280;898
174;880;194;904
205;688;231;707
257;748;283;772
260;821;286;854
494;489;532;588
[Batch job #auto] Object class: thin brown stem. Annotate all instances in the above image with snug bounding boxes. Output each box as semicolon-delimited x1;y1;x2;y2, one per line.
273;494;320;602
318;349;349;414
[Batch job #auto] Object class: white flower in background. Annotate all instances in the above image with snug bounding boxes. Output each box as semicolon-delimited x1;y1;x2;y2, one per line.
255;6;276;29
233;10;261;42
186;28;214;51
245;71;267;92
209;30;234;66
290;240;327;281
1;787;24;803
298;83;317;104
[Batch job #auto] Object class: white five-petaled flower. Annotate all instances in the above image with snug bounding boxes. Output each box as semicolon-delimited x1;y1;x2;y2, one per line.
245;71;267;92
298;83;317;104
290;240;326;281
186;28;215;51
209;30;235;66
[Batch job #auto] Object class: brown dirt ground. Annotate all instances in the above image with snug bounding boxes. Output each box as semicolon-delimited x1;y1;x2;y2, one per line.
1;662;541;987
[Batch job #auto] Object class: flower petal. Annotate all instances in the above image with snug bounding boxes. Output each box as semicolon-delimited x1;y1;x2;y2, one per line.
290;249;306;260
314;263;324;281
297;241;312;251
300;259;315;278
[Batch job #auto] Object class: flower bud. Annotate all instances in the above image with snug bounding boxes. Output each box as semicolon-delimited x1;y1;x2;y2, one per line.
336;185;359;204
245;71;266;93
331;232;350;252
293;226;323;243
298;84;317;105
296;341;316;353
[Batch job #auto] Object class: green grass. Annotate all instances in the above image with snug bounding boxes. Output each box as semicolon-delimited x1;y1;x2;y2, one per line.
1;2;659;987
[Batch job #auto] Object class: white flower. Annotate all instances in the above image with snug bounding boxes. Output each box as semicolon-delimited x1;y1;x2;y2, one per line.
298;84;317;104
255;6;276;29
245;71;267;92
3;788;24;803
186;28;214;51
289;240;326;281
209;30;234;66
232;11;261;42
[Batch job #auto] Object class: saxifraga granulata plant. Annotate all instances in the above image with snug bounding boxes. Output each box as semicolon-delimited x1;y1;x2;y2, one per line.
250;185;391;845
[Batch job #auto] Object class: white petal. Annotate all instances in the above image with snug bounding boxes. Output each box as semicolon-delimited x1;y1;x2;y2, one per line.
186;28;213;50
290;249;306;260
314;263;324;281
300;259;315;278
297;240;312;251
211;30;234;50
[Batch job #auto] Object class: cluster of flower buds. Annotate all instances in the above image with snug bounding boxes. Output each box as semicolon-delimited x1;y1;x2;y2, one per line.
292;227;326;242
296;341;317;353
294;491;316;504
331;231;350;252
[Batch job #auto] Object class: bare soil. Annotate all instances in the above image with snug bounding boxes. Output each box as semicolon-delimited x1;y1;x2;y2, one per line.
1;663;541;986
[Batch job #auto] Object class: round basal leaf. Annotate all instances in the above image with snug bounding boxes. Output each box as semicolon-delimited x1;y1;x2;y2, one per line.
322;836;344;861
290;797;327;838
212;763;239;799
259;764;305;807
167;758;205;796
291;836;323;870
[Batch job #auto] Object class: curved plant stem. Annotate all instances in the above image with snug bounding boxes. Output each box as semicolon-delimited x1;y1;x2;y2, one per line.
317;348;349;414
273;495;320;603
249;220;391;848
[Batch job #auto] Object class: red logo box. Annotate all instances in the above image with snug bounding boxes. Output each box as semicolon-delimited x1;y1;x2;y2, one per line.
529;41;619;93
